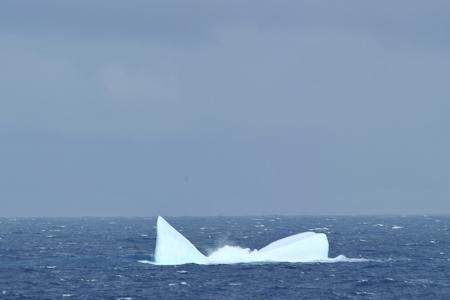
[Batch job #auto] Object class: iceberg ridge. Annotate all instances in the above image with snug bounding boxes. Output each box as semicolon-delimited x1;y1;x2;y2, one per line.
153;216;331;265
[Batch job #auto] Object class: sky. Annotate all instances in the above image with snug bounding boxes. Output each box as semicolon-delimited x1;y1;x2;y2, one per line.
1;0;450;217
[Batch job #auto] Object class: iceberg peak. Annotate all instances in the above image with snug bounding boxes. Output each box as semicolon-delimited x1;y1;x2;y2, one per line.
154;216;207;265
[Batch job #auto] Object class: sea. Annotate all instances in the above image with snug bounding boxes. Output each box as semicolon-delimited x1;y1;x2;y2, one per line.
0;216;449;299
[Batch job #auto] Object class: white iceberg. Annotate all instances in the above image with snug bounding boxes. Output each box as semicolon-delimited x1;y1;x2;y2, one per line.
153;216;330;265
154;216;208;265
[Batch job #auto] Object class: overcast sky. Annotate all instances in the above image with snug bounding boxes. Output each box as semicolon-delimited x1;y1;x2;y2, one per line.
1;0;449;216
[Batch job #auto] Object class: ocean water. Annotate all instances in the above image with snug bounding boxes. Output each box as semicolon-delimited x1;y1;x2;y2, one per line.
0;216;449;299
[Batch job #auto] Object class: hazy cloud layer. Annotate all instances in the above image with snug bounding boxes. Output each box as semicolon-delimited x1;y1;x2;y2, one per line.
1;1;449;216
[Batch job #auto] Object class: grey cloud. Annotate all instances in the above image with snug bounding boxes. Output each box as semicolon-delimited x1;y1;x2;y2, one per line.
0;1;449;216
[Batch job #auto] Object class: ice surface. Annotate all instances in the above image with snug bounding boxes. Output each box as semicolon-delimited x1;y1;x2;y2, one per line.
257;231;329;262
153;217;332;265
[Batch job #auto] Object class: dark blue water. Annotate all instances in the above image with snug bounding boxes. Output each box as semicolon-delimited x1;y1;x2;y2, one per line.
0;216;449;299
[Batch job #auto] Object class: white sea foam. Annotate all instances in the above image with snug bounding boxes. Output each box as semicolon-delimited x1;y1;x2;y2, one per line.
308;227;330;232
138;260;153;264
313;255;369;263
392;226;403;229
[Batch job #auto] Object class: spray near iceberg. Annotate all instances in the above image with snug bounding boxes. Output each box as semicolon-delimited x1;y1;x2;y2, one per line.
154;216;331;265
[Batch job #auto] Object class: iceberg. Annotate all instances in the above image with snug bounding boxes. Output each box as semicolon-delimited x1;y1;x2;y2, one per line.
153;216;330;265
155;216;207;265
